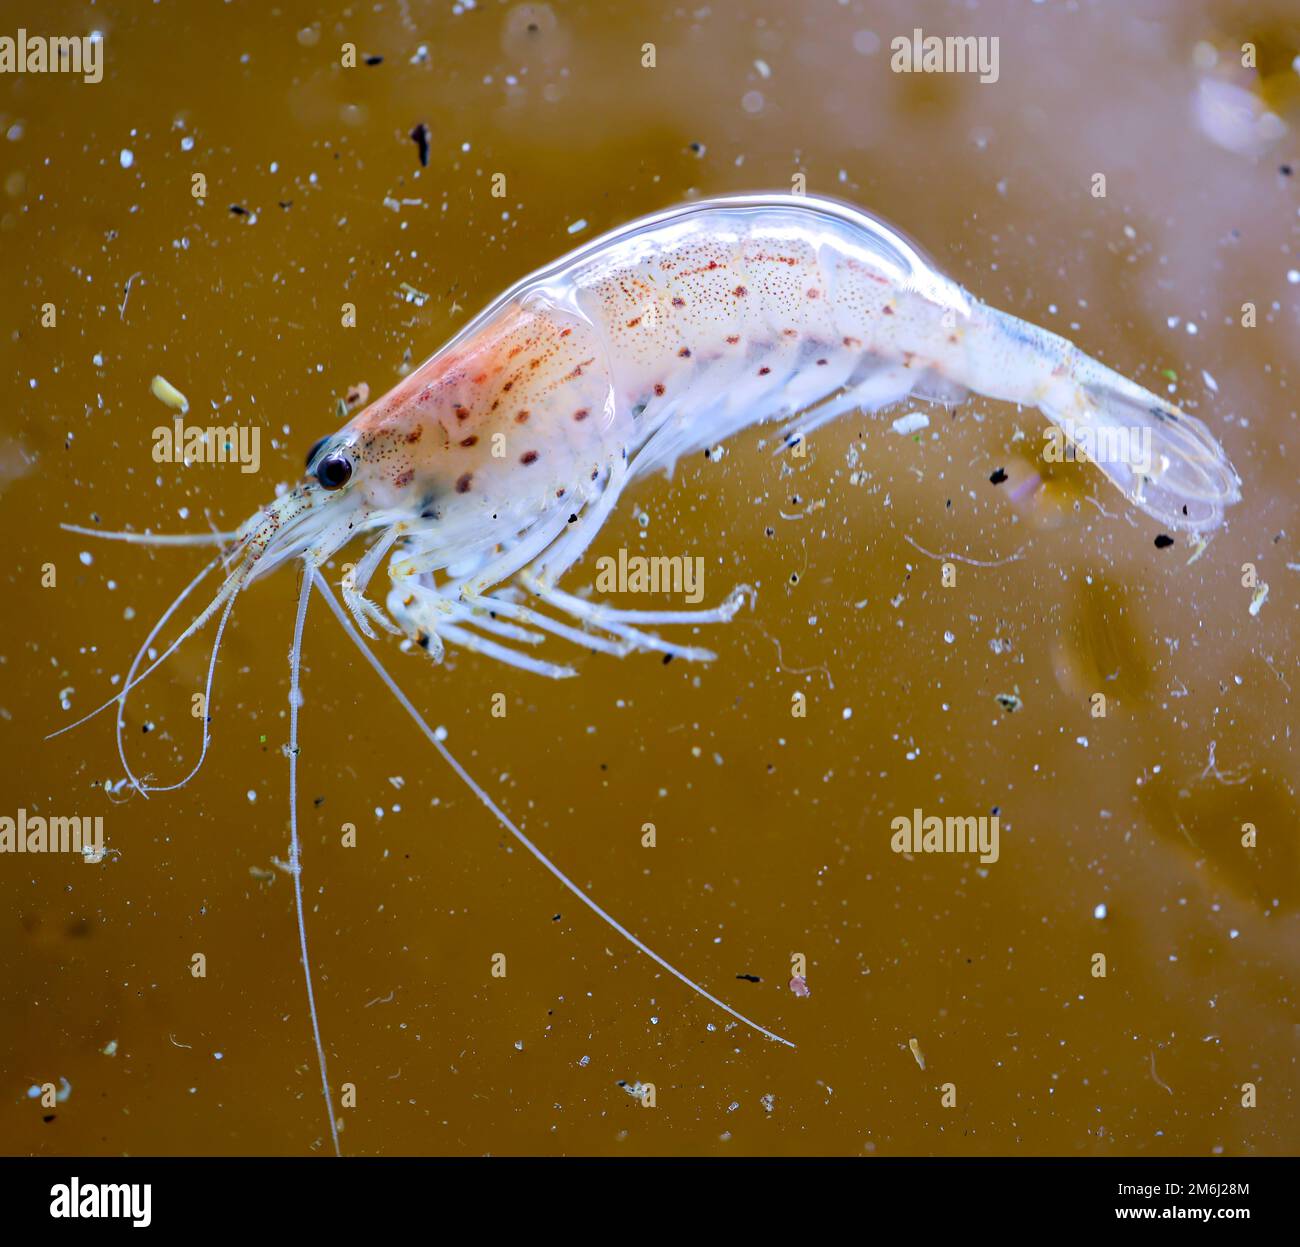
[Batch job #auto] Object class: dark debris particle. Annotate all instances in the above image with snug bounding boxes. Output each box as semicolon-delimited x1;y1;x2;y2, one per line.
736;973;761;983
1281;163;1293;177
141;721;154;734
410;122;431;168
229;204;248;215
989;467;1008;485
567;513;578;524
662;653;673;665
278;200;293;210
313;795;326;807
43;1115;55;1124
365;54;383;65
1154;534;1175;549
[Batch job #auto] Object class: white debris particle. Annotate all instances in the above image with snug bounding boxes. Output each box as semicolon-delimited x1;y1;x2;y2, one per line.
1094;903;1107;920
246;790;257;803
119;148;134;168
1248;583;1269;616
79;551;92;566
891;411;930;435
760;1093;775;1113
566;218;587;235
908;1037;926;1070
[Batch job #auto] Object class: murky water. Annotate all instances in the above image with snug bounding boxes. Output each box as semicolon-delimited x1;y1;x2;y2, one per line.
2;0;1296;1156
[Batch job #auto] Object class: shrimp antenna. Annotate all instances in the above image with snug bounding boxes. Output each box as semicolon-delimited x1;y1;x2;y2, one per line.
312;569;795;1050
288;565;342;1157
111;557;229;798
61;522;239;547
45;557;247;742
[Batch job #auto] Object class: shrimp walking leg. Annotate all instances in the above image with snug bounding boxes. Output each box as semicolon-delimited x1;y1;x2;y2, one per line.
439;619;577;678
528;458;630;587
461;589;639;657
518;575;719;661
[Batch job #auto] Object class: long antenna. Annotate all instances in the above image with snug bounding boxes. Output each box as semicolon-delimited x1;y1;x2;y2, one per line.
289;568;342;1156
312;570;795;1049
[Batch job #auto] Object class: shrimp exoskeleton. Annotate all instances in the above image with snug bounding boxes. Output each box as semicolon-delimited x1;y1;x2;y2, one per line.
56;193;1241;1154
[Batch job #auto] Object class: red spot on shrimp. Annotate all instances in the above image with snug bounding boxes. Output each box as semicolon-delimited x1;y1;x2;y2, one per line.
626;317;642;328
816;358;828;366
733;285;747;297
394;469;414;488
678;347;691;358
573;408;590;421
405;427;423;444
843;336;861;348
725;335;740;345
503;381;513;392
453;404;470;420
882;305;895;316
782;328;798;338
560;327;572;337
455;472;473;493
807;288;820;299
671;296;685;307
515;409;531;423
520;450;539;465
653;383;665;396
460;435;478;448
758;366;771;376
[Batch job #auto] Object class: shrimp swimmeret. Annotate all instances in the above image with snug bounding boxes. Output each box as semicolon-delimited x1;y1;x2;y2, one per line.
57;193;1240;1154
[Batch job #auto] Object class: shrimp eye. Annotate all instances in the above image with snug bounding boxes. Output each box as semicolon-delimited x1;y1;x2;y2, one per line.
305;436;329;469
316;453;353;491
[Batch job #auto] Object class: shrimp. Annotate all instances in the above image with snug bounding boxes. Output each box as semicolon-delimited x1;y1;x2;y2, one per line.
54;192;1240;1154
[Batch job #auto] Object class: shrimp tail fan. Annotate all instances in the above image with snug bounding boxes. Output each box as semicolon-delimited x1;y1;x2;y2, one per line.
1038;354;1242;533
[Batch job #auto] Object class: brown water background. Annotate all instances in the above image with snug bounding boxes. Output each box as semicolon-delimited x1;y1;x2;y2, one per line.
1;0;1297;1156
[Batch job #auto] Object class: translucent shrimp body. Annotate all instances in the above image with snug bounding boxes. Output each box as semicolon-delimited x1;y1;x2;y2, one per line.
303;193;1238;671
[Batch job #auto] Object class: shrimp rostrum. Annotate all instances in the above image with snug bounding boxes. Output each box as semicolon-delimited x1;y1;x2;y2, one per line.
57;193;1241;1152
